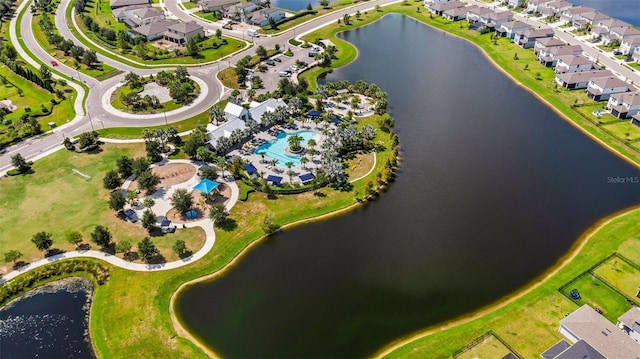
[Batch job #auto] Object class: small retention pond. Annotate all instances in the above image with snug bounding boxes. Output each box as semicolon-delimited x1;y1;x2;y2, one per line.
176;14;640;358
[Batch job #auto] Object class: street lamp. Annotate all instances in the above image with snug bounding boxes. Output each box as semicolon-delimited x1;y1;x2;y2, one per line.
163;111;168;125
87;110;95;132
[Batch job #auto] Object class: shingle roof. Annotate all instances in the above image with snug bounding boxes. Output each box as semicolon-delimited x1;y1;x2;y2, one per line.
541;339;571;359
168;21;202;34
536;37;565;47
110;0;149;8
130;20;176;36
611;92;640;106
619;307;640;327
590;76;629;89
132;7;163;19
557;55;593;66
556;70;612;84
556;340;605;359
559;305;640;359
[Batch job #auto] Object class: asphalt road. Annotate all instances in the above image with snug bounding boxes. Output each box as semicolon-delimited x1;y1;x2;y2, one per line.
2;0;639;175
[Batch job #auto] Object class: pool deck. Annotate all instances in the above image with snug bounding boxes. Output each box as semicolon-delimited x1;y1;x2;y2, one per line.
228;120;326;184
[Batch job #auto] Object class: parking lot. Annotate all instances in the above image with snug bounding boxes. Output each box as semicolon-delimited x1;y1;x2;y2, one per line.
246;42;321;95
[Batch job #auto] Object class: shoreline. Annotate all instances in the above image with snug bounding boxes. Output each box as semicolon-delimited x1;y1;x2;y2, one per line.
373;204;640;357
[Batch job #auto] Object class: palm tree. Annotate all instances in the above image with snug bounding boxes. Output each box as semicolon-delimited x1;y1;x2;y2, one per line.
259;151;266;163
285;161;294;171
209;105;225;125
270;158;279;169
287;170;296;184
300;156;309;170
287;134;303;152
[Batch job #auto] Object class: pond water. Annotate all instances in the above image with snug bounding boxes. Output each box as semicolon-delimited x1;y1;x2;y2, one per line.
0;278;95;359
176;14;640;358
255;130;317;167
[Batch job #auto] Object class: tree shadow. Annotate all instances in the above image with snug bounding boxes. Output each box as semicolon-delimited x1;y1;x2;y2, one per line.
267;193;278;200
313;191;326;197
147;253;166;264
218;218;238;231
13;261;29;270
102;243;116;255
45;248;65;257
76;243;91;251
178;250;193;259
123;252;139;262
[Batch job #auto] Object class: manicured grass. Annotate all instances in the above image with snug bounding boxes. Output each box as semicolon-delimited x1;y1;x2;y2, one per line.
192;10;218;22
0;143;207;272
259;0;359;35
96;111;209;139
602;120;640;142
110;80;200;114
89;0;128;33
182;0;199;10
456;334;512;359
593;256;640;302
217;67;239;89
562;274;633;322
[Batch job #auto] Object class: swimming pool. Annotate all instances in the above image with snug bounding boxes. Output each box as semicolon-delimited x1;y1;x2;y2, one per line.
255;130;317;168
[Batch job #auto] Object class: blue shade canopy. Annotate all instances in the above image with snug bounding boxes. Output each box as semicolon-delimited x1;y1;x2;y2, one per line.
266;175;283;184
245;163;258;175
331;116;341;124
299;173;315;182
193;178;221;194
307;111;321;117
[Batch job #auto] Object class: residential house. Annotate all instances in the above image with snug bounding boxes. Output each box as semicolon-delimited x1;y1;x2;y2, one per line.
555;69;612;89
516;27;554;48
110;0;149;9
428;0;464;16
559;6;593;24
540;340;571;359
534;37;565;55
608;27;640;46
466;6;493;29
124;7;165;27
163;21;205;45
423;0;451;6
526;0;552;14
558;305;640;358
538;45;582;67
608;92;640;118
633;46;640;63
129;19;177;41
620;36;640;56
223;102;249;122
593;18;629;33
507;0;523;9
487;11;513;30
112;4;148;22
554;55;593;74
539;0;572;19
199;0;238;12
578;11;609;27
586;75;630;101
206;118;248;149
632;113;640;128
443;6;468;21
249;8;285;27
496;20;530;39
223;2;258;21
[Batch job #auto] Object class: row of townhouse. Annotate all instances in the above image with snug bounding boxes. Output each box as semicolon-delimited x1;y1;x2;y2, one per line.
198;0;285;27
110;0;204;44
424;0;640;121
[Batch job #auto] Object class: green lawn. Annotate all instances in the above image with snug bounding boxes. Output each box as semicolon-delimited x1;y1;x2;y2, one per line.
593;256;640;302
192;10;218;22
0;143;207;271
110;80;200;114
602;120;640;142
182;1;199;10
456;333;513;359
89;0;129;33
96;110;209;139
561;274;633;322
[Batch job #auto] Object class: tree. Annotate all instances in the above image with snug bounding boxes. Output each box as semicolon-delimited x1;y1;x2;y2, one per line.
215;28;222;38
109;190;126;213
31;231;53;252
137;170;160;193
196;146;212;163
171;188;193;214
343;14;351;26
132;156;150;176
199;165;219;181
143;196;155;209
103;169;121;190
116;156;134;179
209;203;229;224
124;72;142;88
11;153;30;173
141;209;157;232
81;49;97;66
4;250;23;264
287;134;303;152
268;16;277;30
137;237;158;262
116;240;132;255
256;45;267;59
40;65;51;81
301;156;309;169
145;139;163;162
66;231;83;247
319;0;329;7
172;239;187;256
91;225;112;248
186;37;199;56
306;2;312;10
208;104;225;125
262;213;278;235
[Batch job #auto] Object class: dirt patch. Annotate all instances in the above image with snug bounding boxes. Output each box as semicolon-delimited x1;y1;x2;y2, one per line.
129;163;196;195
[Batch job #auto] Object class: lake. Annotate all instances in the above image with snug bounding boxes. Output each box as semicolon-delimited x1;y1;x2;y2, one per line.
175;14;640;358
272;0;334;12
567;0;640;27
0;278;95;358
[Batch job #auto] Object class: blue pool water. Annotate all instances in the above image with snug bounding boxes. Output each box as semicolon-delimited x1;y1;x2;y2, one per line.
255;130;317;168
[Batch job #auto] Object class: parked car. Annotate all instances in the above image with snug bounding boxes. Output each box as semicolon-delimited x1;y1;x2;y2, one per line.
278;71;291;77
273;57;282;62
265;59;275;66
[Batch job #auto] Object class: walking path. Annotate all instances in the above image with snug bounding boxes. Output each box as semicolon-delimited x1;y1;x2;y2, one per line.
0;159;239;284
